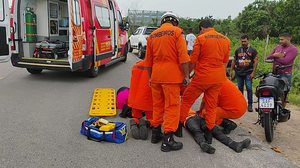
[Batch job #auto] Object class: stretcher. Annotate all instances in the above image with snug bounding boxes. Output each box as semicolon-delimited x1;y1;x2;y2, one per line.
33;40;69;59
89;88;117;117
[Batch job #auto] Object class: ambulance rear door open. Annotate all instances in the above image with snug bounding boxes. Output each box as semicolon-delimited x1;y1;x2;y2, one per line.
68;0;84;70
108;0;118;59
0;0;11;63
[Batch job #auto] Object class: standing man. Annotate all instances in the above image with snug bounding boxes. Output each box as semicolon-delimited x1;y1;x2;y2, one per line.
144;12;190;152
230;35;258;112
186;27;196;55
267;33;298;102
180;20;231;144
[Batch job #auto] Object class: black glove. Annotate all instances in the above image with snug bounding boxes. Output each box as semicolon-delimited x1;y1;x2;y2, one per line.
119;104;132;118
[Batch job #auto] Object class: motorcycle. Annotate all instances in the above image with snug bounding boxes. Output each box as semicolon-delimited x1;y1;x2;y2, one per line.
255;60;292;142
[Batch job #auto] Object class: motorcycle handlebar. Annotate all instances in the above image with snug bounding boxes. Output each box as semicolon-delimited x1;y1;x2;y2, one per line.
255;65;293;79
276;64;293;70
255;73;265;79
265;59;274;63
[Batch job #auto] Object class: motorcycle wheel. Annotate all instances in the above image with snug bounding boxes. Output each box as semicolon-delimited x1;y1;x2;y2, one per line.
264;112;274;142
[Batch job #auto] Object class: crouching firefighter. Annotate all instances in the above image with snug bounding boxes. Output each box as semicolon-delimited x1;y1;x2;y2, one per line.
200;79;248;134
127;60;153;140
144;12;190;152
185;110;251;153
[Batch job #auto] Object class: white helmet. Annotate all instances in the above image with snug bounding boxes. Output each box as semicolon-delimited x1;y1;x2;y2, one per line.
161;12;179;25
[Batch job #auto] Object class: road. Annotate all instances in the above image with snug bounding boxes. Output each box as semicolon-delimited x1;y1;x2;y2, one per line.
0;53;298;168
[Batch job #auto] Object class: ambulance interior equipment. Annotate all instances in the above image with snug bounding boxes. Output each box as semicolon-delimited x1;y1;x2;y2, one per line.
21;0;70;60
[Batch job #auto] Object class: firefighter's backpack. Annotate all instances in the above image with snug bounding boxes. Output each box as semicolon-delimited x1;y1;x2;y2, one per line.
80;117;128;144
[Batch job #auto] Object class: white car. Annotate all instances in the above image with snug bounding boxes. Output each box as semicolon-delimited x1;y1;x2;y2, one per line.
128;27;157;59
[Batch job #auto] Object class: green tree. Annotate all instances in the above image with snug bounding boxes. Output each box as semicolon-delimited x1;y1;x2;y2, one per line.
236;0;300;43
236;0;276;39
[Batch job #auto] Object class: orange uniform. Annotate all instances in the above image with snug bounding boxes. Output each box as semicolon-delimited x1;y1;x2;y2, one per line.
212;79;247;125
128;61;153;123
180;28;231;130
144;23;190;133
187;80;247;125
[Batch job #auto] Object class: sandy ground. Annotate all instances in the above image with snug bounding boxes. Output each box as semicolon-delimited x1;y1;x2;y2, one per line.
237;103;300;166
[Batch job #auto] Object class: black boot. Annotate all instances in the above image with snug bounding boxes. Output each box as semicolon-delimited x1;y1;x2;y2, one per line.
220;119;237;134
195;134;215;154
161;133;183;152
174;122;183;137
228;139;251;153
248;104;253;112
203;126;214;144
197;117;214;144
130;119;140;139
212;126;251;153
151;126;163;144
185;116;215;154
139;118;148;140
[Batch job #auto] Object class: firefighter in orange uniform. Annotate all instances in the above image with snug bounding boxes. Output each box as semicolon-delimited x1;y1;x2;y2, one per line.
144;12;190;152
180;20;231;144
128;60;153;140
200;79;247;134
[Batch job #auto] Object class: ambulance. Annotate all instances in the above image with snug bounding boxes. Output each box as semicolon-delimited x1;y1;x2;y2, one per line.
0;0;129;77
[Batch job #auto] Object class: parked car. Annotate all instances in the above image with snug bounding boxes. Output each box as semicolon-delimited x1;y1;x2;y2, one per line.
128;26;157;59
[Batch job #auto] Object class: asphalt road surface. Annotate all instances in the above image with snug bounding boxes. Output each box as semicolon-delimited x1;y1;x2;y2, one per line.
0;54;298;168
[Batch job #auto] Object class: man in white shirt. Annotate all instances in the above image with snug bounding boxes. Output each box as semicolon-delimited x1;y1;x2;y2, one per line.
186;28;196;55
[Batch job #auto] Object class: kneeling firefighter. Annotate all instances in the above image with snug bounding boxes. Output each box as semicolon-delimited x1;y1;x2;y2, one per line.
127;60;153;140
200;79;248;134
144;12;190;152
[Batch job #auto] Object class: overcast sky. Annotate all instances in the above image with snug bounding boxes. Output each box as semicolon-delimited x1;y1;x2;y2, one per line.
8;0;255;19
115;0;255;19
